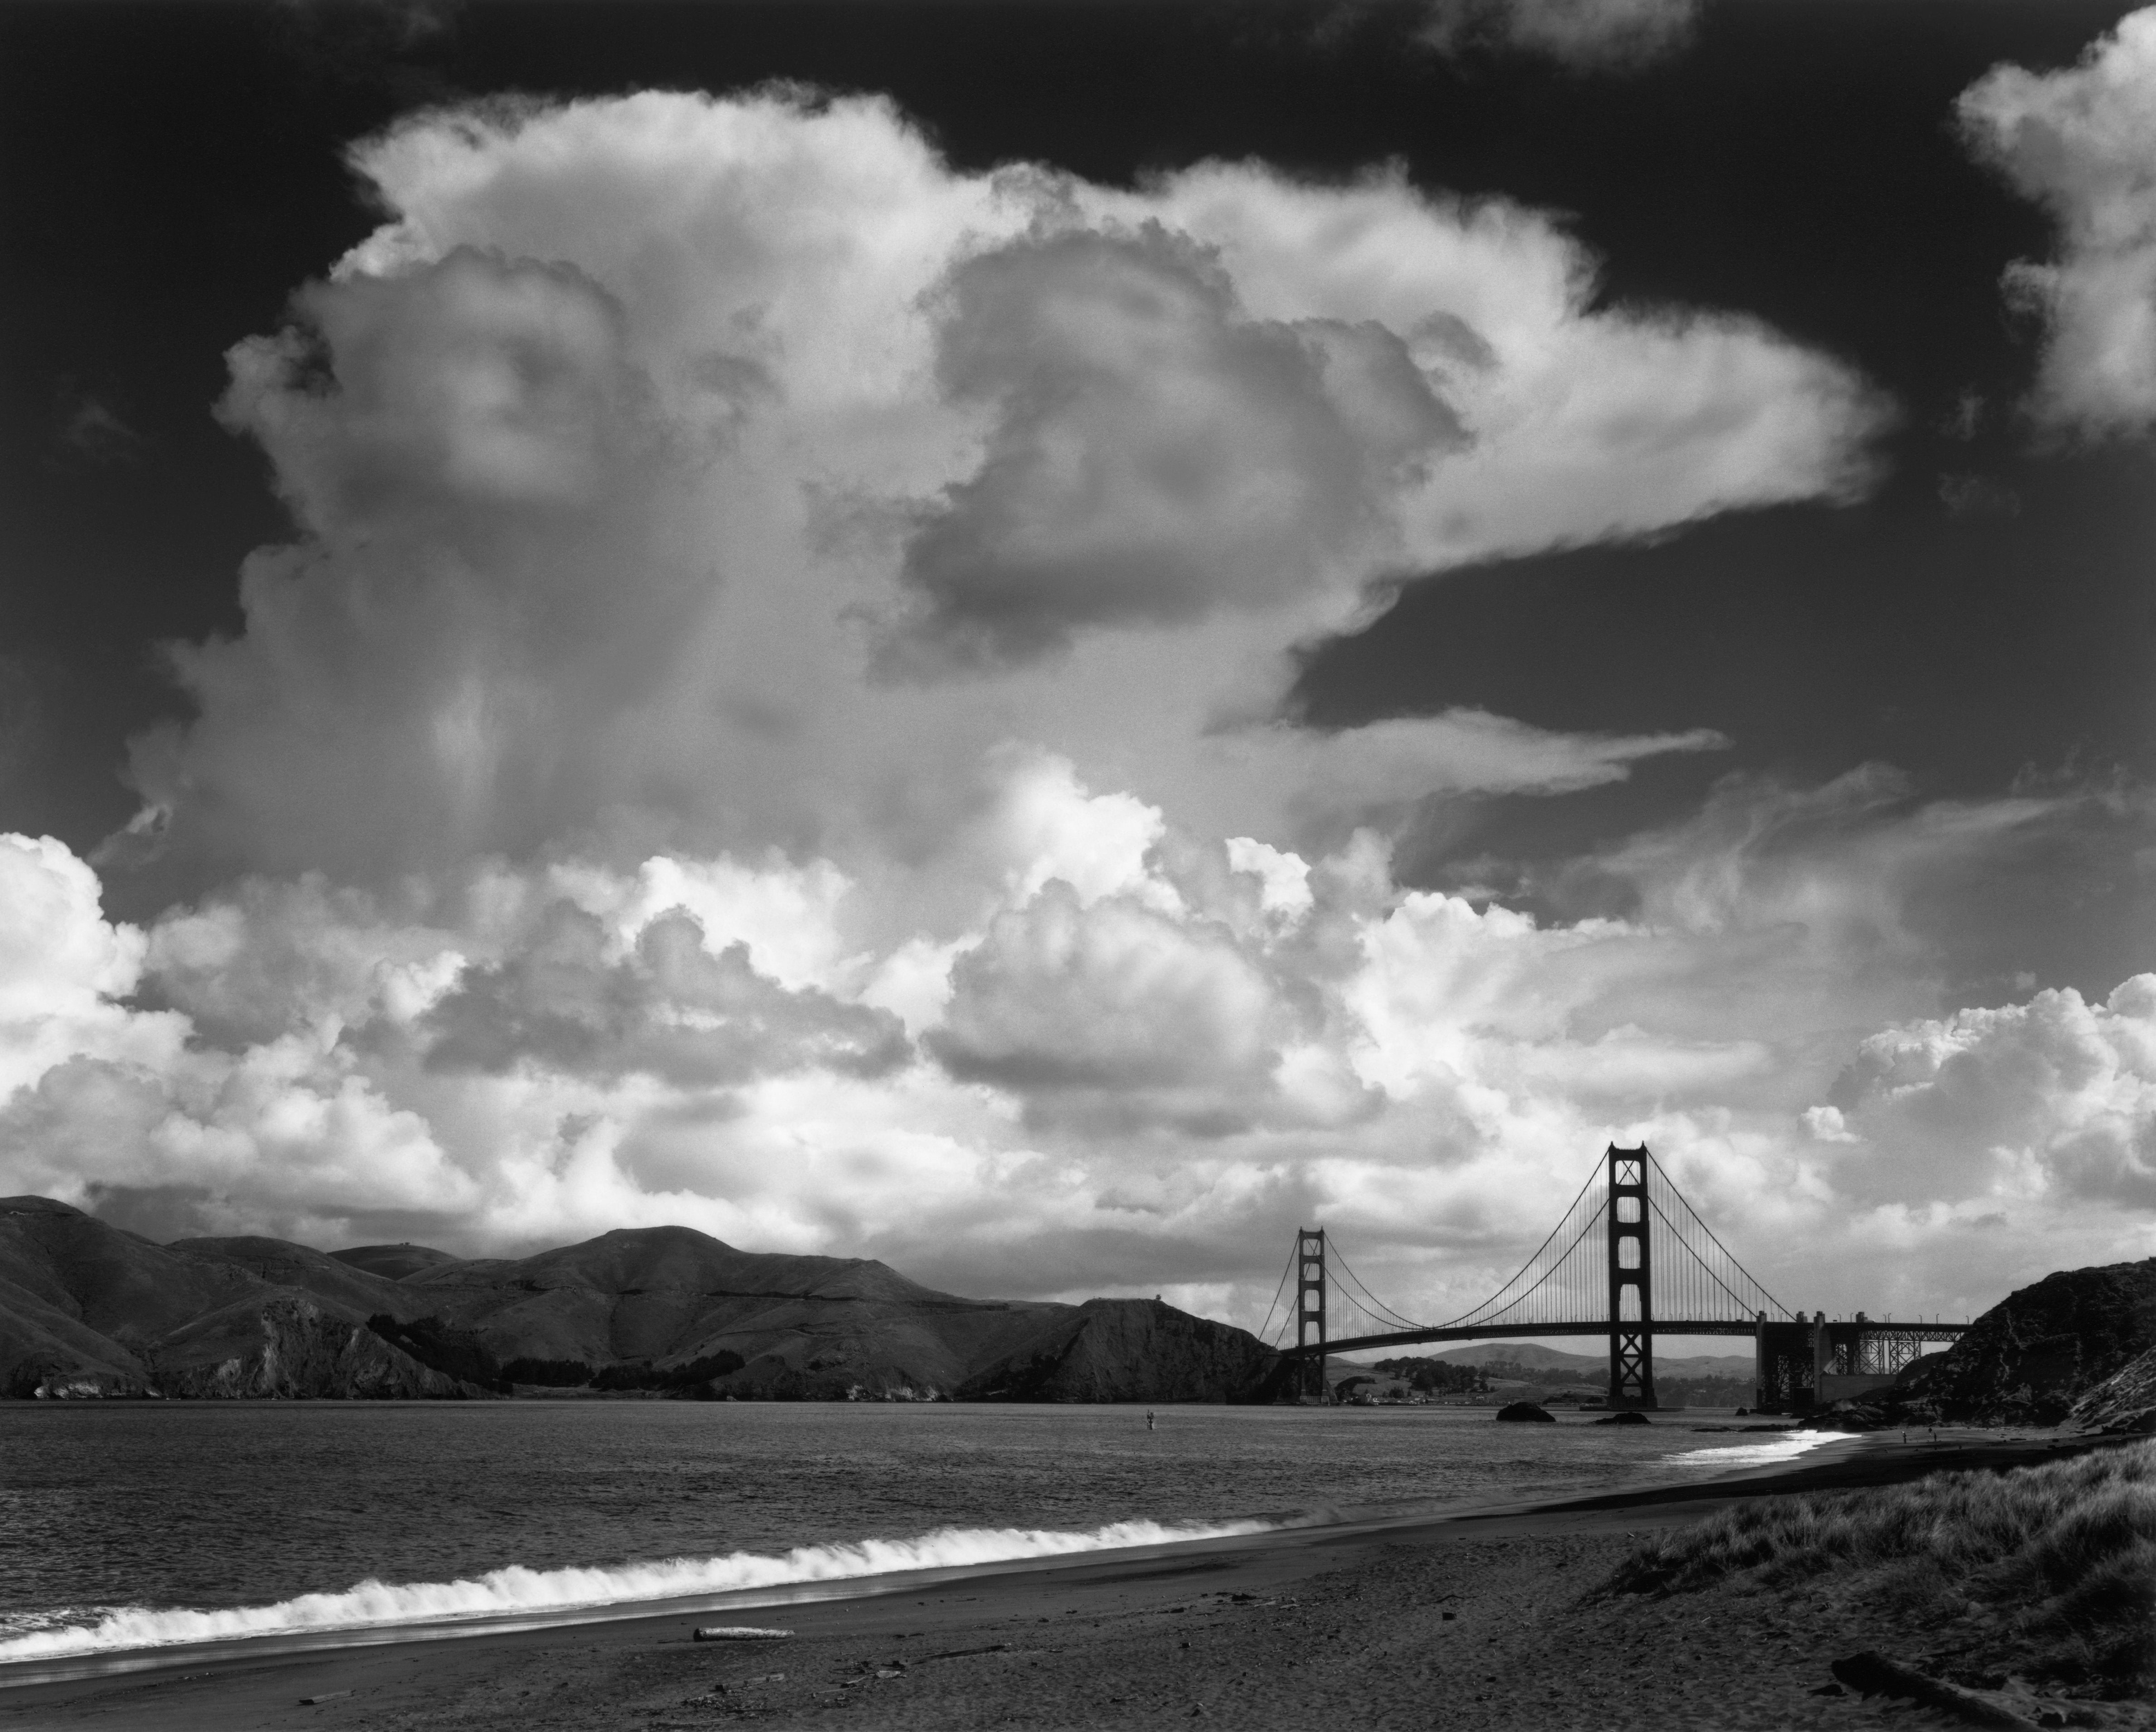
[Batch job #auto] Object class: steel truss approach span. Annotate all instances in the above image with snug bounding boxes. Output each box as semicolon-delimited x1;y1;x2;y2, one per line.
1264;1144;1969;1412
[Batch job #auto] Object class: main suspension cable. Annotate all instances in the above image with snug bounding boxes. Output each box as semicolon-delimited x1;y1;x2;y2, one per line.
1255;1235;1298;1348
1326;1238;1425;1332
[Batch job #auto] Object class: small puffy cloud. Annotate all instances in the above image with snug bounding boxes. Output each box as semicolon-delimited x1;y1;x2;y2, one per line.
930;883;1288;1132
143;874;462;1047
1413;0;1703;71
0;834;471;1242
0;835;180;1099
0;834;146;1023
54;384;146;466
421;902;909;1087
1959;8;2156;436
1825;976;2156;1208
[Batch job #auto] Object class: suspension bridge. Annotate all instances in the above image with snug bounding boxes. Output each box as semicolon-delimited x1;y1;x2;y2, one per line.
1261;1145;1968;1413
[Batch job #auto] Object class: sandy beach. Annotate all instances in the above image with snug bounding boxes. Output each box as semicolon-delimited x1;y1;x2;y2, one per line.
5;1429;2145;1732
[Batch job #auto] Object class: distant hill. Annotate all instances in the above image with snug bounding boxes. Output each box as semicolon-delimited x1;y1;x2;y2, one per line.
328;1244;459;1282
0;1196;1280;1403
1420;1342;1754;1381
1;1198;475;1400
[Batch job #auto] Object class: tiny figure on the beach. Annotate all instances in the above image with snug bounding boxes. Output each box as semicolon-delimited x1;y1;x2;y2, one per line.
1146;1410;1156;1431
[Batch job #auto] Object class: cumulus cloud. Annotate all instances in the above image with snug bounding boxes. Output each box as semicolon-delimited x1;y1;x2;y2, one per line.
1408;0;1703;71
19;86;2130;1329
1822;976;2156;1209
117;90;1884;891
889;223;1458;669
7;764;2152;1321
931;883;1298;1134
421;902;908;1087
1960;8;2156;437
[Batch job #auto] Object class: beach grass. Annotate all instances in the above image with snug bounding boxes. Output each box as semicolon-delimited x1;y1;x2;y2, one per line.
1604;1440;2156;1696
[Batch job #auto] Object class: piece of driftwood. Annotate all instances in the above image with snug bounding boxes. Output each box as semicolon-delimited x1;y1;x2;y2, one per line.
1830;1651;2040;1730
691;1625;794;1641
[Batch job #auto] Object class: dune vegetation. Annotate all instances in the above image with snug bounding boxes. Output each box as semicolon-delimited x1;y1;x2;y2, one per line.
1605;1441;2156;1697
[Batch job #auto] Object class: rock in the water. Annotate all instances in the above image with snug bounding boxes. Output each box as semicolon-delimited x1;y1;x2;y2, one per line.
2069;1344;2156;1433
1901;1257;2156;1425
1495;1401;1556;1423
1593;1410;1651;1426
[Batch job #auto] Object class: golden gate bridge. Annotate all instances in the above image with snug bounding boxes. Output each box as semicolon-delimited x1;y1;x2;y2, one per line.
1259;1144;1968;1414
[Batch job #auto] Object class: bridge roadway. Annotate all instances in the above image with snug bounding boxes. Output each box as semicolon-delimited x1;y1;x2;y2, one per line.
1291;1318;1967;1358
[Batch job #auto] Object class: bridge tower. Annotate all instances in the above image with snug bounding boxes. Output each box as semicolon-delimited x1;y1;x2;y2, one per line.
1606;1145;1658;1411
1296;1226;1328;1402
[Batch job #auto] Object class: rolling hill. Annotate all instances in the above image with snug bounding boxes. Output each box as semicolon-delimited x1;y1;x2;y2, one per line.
0;1195;1280;1403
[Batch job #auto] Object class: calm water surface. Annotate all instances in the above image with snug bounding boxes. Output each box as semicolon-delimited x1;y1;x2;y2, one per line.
0;1402;1792;1642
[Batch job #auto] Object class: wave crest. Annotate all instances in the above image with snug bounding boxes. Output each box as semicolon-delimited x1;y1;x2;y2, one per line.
0;1517;1272;1664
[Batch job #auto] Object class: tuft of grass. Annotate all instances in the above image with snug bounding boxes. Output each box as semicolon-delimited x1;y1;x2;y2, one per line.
1604;1440;2156;1695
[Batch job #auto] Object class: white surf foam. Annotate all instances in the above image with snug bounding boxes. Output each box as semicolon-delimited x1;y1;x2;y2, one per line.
1665;1431;1837;1470
0;1517;1275;1664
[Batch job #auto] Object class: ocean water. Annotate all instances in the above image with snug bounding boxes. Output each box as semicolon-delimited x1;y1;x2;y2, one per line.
0;1402;1823;1663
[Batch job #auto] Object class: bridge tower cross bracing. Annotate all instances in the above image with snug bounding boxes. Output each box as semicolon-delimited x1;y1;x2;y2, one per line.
1296;1227;1328;1403
1606;1145;1657;1411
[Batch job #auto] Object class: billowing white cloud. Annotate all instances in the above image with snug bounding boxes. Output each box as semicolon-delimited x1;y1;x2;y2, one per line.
1822;976;2156;1209
120;89;1883;889
15;86;2137;1334
1960;8;2156;437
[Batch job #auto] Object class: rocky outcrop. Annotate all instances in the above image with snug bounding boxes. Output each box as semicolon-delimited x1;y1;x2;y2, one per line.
1898;1257;2156;1425
2069;1345;2156;1434
1495;1401;1555;1422
953;1298;1280;1402
151;1295;485;1399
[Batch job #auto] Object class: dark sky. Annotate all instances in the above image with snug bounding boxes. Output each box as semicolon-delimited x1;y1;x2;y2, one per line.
3;0;2150;950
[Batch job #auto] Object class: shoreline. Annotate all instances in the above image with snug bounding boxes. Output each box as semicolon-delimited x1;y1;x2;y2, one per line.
5;1428;2133;1731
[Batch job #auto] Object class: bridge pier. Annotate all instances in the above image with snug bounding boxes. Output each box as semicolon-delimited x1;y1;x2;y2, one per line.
1752;1318;1819;1413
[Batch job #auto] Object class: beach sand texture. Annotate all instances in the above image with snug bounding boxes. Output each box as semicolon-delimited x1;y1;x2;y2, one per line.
3;1434;2148;1732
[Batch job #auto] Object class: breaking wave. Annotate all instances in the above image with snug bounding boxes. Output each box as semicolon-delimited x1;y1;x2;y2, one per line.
1666;1431;1837;1470
0;1517;1274;1664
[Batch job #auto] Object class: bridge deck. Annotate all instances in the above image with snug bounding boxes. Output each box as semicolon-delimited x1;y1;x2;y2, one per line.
1287;1319;1971;1358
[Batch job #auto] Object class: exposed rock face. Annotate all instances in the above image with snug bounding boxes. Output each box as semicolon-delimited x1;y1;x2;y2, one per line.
151;1295;479;1399
2;1198;474;1400
2069;1345;2156;1434
1495;1401;1556;1422
952;1299;1280;1402
1899;1257;2156;1425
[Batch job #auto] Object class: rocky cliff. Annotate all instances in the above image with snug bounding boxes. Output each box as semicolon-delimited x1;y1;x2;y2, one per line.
1;1195;1282;1402
2069;1345;2156;1434
1896;1257;2156;1425
953;1298;1283;1402
151;1294;485;1400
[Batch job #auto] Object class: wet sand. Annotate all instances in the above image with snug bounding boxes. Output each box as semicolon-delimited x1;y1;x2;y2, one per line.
3;1430;2144;1732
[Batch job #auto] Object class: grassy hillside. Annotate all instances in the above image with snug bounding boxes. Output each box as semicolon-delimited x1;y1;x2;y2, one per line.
1607;1439;2156;1697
